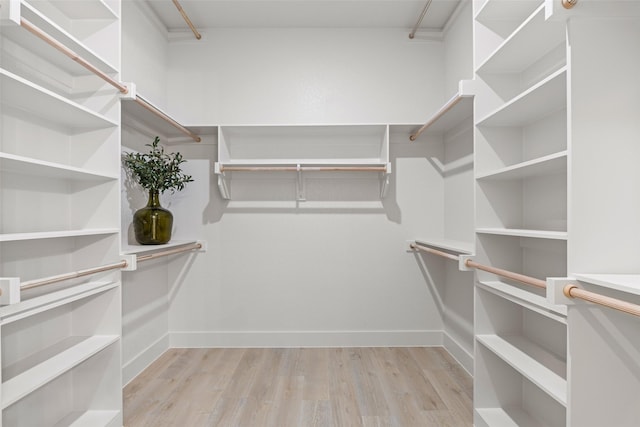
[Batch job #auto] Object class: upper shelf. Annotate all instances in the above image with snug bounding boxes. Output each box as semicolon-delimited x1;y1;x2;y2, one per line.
121;90;203;143
1;0;119;77
477;228;567;240
476;3;565;75
218;124;389;165
477;67;566;127
475;0;541;25
0;68;118;131
0;228;119;243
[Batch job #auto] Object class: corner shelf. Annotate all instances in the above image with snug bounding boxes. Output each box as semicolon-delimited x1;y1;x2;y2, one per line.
409;84;475;141
52;410;120;427
121;240;200;256
476;406;550;427
47;0;118;20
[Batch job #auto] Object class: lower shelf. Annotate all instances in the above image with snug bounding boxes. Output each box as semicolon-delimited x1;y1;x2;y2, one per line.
53;410;120;427
476;334;567;405
2;335;119;409
476;407;549;427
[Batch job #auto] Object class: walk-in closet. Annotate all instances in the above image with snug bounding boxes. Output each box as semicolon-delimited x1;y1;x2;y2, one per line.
1;0;639;425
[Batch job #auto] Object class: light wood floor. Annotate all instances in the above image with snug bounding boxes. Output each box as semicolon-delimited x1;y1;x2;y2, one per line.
124;347;472;427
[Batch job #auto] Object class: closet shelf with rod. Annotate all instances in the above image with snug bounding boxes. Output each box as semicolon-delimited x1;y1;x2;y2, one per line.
121;85;202;143
1;0;124;90
409;80;474;142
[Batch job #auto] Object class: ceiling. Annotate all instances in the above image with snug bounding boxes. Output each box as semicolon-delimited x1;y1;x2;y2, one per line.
143;0;463;33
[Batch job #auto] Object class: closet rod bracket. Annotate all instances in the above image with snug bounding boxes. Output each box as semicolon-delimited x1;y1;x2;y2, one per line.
0;278;21;306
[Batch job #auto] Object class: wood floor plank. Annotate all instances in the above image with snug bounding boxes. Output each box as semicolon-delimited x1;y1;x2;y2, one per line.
124;347;473;427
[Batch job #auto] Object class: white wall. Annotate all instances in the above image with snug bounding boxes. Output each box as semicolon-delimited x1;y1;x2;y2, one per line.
167;28;444;125
443;0;474;98
164;28;451;347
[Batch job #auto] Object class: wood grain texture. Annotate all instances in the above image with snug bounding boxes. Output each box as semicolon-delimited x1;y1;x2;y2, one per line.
124;347;472;426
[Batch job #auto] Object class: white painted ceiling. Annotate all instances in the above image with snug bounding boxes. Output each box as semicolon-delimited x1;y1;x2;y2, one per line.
143;0;463;33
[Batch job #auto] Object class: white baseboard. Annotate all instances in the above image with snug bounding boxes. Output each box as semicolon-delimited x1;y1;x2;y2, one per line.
122;333;170;386
443;332;474;376
169;330;443;348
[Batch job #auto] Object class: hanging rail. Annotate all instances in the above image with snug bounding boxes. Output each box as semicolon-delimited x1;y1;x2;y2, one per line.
134;95;201;142
172;0;202;40
410;93;465;141
219;165;388;173
410;243;460;261
409;0;434;39
20;18;128;94
564;284;640;318
465;259;547;289
20;260;128;291
137;242;202;262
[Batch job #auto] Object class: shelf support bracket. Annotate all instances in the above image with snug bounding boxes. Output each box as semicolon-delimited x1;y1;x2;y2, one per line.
296;164;306;201
214;162;230;199
380;163;391;198
0;278;21;305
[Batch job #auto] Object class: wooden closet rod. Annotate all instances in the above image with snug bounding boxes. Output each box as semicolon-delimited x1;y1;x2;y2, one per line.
20;18;128;94
409;0;433;39
137;243;202;262
564;284;640;318
172;0;202;40
134;96;201;142
465;259;547;289
219;165;388;173
410;243;459;261
410;93;463;141
20;260;128;291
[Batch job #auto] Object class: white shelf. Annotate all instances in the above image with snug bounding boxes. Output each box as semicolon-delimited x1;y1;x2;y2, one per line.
573;274;640;297
477;334;567;406
476;4;565;74
218;159;388;166
478;281;567;319
121;240;199;256
477;67;567;127
1;335;119;409
0;153;118;181
411;92;474;139
476;406;549;427
53;410;120;427
1;0;118;77
475;0;541;25
0;281;118;325
476;228;567;240
414;237;474;255
121;94;201;142
0;68;118;131
48;0;118;20
477;151;567;181
0;228;119;242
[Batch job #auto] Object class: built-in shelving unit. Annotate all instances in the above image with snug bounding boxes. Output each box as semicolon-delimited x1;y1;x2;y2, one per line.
473;0;569;425
214;124;391;200
0;0;123;423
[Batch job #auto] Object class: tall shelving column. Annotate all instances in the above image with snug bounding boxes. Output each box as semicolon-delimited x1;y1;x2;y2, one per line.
0;0;123;425
472;1;569;425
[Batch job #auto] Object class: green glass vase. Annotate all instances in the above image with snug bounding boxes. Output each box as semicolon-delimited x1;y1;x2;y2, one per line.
133;190;173;245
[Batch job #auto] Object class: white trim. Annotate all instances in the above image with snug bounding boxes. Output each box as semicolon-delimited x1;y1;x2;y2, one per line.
443;332;474;376
169;330;442;348
122;333;170;386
